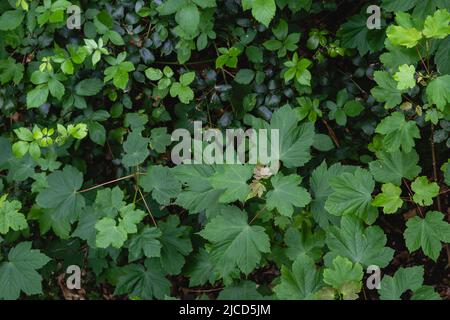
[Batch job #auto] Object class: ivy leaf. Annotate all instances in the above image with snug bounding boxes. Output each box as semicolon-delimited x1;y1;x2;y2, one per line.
404;211;450;261
323;256;363;300
370;71;404;109
411;176;440;206
274;254;322;300
158;215;192;275
0;242;50;300
208;164;254;203
372;183;403;214
122;131;149;167
386;25;423;48
251;0;276;27
426;75;450;111
127;227;162;262
378;266;424;300
114;259;171;300
139;165;181;205
199;207;270;277
422;9;450;39
393;64;416;90
0;195;28;234
369;150;421;186
324;168;378;224
36;166;85;222
375;112;420;153
266;173;311;217
325;216;394;268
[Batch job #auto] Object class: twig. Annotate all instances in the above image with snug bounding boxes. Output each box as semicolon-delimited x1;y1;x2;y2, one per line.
78;173;138;193
430;124;442;212
322;119;340;148
137;187;158;227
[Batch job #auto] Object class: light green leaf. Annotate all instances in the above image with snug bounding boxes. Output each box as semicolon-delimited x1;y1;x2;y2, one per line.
411;176;440;206
372;183;403;214
323;256;363;300
386;25;422;48
422;9;450;39
0;196;27;234
208;164;254;203
393;64;416;90
251;0;276;27
370;71;404;109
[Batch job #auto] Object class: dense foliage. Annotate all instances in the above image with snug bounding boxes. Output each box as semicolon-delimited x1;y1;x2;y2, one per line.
0;0;449;300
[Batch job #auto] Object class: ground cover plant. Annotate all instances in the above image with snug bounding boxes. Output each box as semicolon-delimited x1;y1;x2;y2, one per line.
0;0;449;300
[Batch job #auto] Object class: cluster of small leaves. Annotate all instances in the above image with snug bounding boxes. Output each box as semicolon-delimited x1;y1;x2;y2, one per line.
0;0;449;301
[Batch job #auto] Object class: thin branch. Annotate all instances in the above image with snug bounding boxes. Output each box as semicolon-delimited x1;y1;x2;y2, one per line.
137;187;158;227
78;173;138;193
430;124;442;212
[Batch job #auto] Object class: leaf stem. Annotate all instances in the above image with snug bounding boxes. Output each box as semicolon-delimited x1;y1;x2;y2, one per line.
78;173;139;193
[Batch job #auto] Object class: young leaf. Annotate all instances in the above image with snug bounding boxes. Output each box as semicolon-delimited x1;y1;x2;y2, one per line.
372;183;403;214
411;176;439;206
0;195;27;234
375;112;420;153
323;256;363;300
393;64;416;90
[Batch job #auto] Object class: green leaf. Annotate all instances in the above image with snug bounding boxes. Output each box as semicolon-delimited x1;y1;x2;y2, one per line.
158;215;192;275
0;242;50;300
411;176;440;206
369;150;421;185
435;38;450;74
122;131;149;167
26;86;49;109
114;259;171;299
75;78;104;96
149;127;171;153
175;3;199;35
36;166;85;222
378;266;424;300
372;183;403;214
266;173;311;217
208;164;254;203
12;141;29;158
422;9;450;39
386;25;422;48
251;0;276;27
370;71;404;109
325;216;394;268
186;249;218;287
199;207;270;276
0;196;27;234
95;204;145;248
234;69;255;85
393;64;416;90
218;280;264;300
145;67;163;81
0;10;24;31
127;227;162;262
139;165;181;205
324;168;378;224
411;286;441;300
0;57;24;85
426;75;450;111
284;227;325;261
323;256;363;300
274;254;322;300
404;211;450;261
375;112;420;152
48;78;65;100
